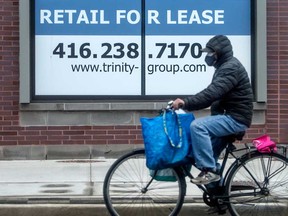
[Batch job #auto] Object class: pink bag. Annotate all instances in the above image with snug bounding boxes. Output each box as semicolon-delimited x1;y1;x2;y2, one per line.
253;135;277;153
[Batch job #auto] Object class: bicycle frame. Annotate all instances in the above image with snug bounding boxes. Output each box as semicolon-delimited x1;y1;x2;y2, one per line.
180;142;288;201
103;141;288;216
179;142;240;195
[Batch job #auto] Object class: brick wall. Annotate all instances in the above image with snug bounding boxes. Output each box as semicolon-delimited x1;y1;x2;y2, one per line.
0;125;143;146
0;0;21;144
266;0;288;143
0;0;287;146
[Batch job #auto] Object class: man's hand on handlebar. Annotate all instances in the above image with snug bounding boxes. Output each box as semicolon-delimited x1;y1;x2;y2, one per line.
172;98;185;110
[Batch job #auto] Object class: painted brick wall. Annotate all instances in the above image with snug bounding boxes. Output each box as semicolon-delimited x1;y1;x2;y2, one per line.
0;0;287;146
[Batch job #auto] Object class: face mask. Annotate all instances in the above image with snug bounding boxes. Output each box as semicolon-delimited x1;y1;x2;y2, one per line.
205;53;217;66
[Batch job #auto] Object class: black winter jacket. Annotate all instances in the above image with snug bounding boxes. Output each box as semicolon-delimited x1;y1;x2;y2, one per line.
183;35;253;127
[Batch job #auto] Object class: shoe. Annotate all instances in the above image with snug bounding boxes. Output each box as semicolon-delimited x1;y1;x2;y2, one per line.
191;171;221;185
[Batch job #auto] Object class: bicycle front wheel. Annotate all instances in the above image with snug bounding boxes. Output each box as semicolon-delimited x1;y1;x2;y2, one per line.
103;149;186;216
226;151;288;216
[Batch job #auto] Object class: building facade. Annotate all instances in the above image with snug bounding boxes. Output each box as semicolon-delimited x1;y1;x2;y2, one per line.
0;0;287;159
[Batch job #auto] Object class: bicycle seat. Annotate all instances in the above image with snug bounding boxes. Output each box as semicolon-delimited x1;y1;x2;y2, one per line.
224;131;245;143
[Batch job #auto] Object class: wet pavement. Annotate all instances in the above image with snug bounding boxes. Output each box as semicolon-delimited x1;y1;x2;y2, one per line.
0;159;219;216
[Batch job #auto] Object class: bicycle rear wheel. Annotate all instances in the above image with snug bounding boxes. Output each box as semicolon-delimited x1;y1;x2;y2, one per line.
103;149;186;216
225;151;288;216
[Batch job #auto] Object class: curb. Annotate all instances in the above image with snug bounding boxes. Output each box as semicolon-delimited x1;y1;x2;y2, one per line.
0;195;204;205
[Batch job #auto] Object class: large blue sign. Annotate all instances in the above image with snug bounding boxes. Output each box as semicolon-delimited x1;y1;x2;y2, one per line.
34;0;252;97
35;0;250;35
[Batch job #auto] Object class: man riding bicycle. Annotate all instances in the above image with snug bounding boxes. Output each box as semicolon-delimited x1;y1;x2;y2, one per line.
172;35;254;185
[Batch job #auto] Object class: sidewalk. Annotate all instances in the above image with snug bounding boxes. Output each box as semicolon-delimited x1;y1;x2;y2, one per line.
1;145;287;215
0;158;203;199
0;158;209;215
0;159;117;201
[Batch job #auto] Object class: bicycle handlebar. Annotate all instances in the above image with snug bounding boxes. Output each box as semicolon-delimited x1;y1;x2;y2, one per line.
166;100;174;109
166;100;186;114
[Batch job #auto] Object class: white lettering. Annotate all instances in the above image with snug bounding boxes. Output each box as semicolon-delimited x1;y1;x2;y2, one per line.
202;10;213;24
40;9;110;24
38;9;224;25
89;10;110;24
147;10;160;24
90;10;99;24
167;10;225;25
54;10;64;24
65;10;77;24
100;10;110;24
127;10;140;24
40;10;52;24
167;10;176;24
116;10;126;24
215;10;224;24
178;10;188;24
77;10;89;24
116;10;140;24
189;11;201;24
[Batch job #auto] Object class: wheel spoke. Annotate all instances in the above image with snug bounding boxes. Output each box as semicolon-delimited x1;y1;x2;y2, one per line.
103;149;186;216
226;152;288;216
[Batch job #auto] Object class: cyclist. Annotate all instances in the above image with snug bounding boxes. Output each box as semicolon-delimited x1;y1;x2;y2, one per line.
172;35;253;185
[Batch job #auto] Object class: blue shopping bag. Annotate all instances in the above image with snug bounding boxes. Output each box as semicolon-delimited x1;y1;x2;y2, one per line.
140;110;194;170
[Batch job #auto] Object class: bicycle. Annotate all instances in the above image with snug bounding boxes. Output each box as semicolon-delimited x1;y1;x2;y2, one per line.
103;109;288;216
